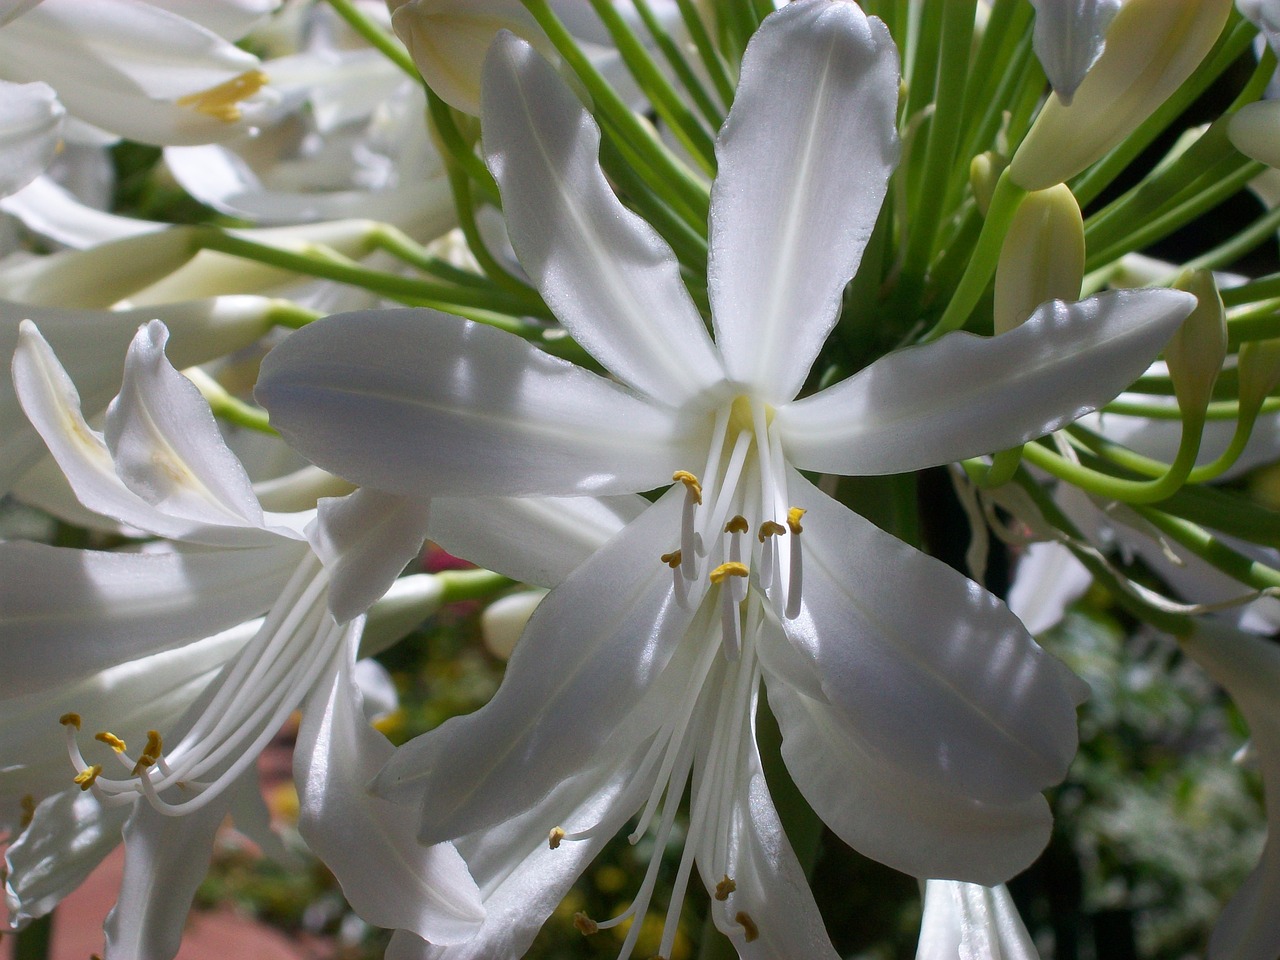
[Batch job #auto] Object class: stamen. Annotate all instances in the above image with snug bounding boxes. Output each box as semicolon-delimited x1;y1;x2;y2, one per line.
132;731;163;776
715;875;736;901
785;507;806;620
736;911;759;943
74;765;103;791
757;520;785;542
94;732;126;753
724;516;750;603
548;826;566;850
724;515;749;535
662;550;690;608
674;471;702;580
59;713;81;730
572;912;598;936
176;69;268;123
660;550;682;568
709;562;749;584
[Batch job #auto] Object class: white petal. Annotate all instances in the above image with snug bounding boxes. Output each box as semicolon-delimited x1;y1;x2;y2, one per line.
1030;0;1121;104
0;80;63;197
0;0;41;27
139;0;278;40
1182;621;1280;960
1230;100;1280;170
4;789;131;927
481;32;724;405
766;681;1054;885
0;175;162;248
106;320;264;527
373;488;703;843
256;309;695;497
780;289;1194;476
707;0;899;404
1007;540;1093;635
429;493;646;588
306;488;432;623
1236;0;1280;60
916;880;1041;960
700;692;840;960
103;774;241;960
295;644;485;942
0;538;302;698
774;471;1085;806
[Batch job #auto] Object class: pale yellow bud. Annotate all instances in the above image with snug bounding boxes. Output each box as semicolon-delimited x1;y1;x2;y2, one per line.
481;589;547;660
1230;99;1280;169
1010;0;1233;190
392;0;552;115
1165;270;1226;417
1238;338;1280;418
970;151;1008;217
993;184;1084;334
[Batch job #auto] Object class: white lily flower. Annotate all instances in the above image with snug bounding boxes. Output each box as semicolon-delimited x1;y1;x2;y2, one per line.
1181;621;1280;960
257;3;1197;955
916;879;1041;960
1028;0;1121;105
3;320;479;958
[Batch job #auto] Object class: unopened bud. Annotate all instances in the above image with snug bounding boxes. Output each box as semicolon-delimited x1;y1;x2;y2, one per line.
970;151;1007;217
392;0;552;115
994;184;1084;334
1230;100;1280;169
481;588;547;660
1238;338;1280;418
1010;0;1233;190
1165;270;1226;417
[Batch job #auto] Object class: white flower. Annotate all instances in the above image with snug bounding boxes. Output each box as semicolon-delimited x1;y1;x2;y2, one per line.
916;879;1041;960
1027;0;1121;105
258;3;1195;956
2;319;480;959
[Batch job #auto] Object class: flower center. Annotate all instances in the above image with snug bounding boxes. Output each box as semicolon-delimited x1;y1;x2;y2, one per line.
176;69;268;123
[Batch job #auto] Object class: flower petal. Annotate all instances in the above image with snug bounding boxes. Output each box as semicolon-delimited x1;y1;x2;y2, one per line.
307;488;432;624
766;680;1054;885
256;309;695;497
0;80;64;198
373;487;703;843
707;0;898;404
0;538;302;698
429;493;646;588
1029;0;1121;104
775;470;1085;806
294;642;485;942
916;880;1041;960
779;289;1194;475
481;32;723;405
1007;540;1092;635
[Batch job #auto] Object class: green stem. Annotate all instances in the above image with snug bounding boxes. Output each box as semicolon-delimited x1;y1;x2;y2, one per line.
185;367;276;435
631;0;724;127
673;0;735;108
265;300;322;329
425;89;500;203
12;913;53;960
324;0;418;80
437;569;515;604
1133;505;1280;593
1068;414;1253;484
923;170;1027;339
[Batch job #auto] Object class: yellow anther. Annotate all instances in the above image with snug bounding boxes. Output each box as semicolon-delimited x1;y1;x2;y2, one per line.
715;875;737;901
176;69;268;123
548;826;566;849
786;507;807;535
73;765;103;791
95;732;127;753
672;470;703;505
736;910;759;943
59;712;81;729
725;515;749;535
709;561;749;584
757;520;786;543
573;912;599;936
19;794;35;829
660;550;683;569
132;730;164;775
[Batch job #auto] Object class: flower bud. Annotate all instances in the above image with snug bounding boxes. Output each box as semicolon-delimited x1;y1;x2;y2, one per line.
969;151;1007;217
360;573;447;657
1238;337;1280;419
993;184;1084;334
481;588;547;660
1165;270;1226;417
1230;99;1280;169
391;0;552;115
1010;0;1233;191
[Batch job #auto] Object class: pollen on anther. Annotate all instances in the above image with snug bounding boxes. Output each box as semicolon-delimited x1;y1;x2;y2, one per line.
95;731;127;753
73;764;103;791
736;910;759;943
660;550;683;568
59;713;81;729
572;912;599;936
132;730;163;775
725;515;749;535
176;69;269;123
672;470;703;505
757;520;785;543
548;826;566;849
715;875;737;901
786;507;807;535
709;561;749;584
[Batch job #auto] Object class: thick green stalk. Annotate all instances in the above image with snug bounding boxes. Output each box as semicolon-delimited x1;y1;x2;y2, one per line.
673;0;735;107
631;0;724;127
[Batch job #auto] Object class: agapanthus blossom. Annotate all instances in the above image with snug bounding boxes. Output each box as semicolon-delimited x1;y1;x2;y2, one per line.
258;2;1196;956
